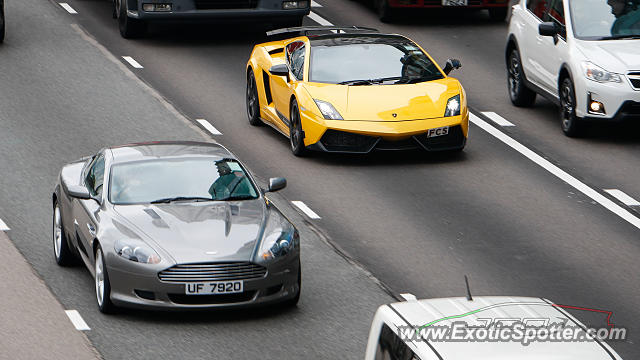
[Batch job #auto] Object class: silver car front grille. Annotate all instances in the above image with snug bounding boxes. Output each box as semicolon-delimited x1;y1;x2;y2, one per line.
159;262;267;283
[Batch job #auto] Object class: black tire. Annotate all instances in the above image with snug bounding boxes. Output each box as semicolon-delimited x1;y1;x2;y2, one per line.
95;246;117;314
0;0;5;44
118;0;146;39
289;99;307;157
246;70;262;126
282;263;301;308
376;0;395;23
559;77;584;137
489;7;508;21
53;202;75;266
507;49;537;107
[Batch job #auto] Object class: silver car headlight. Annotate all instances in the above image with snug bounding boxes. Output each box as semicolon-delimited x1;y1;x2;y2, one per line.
444;94;461;117
259;216;298;261
114;239;161;264
582;62;622;83
314;99;343;120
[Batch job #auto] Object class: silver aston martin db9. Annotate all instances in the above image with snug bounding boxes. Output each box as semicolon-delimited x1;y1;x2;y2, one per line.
52;141;300;313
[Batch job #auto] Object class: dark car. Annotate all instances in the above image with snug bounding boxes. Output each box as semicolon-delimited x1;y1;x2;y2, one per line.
374;0;509;22
113;0;310;38
52;141;301;312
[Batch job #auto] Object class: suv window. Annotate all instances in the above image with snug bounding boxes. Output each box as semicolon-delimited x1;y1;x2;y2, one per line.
375;324;420;360
546;0;567;37
287;42;305;81
85;154;105;198
527;0;549;19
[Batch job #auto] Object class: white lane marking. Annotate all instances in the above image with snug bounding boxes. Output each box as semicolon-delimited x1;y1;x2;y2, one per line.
291;201;321;219
308;11;333;26
604;189;640;206
0;218;9;231
59;3;78;14
311;1;323;7
65;310;90;331
122;56;144;69
196;119;222;135
481;111;515;127
400;293;418;301
470;113;640;230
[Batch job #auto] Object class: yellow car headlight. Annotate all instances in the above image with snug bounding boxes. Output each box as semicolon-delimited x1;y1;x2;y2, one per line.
314;99;343;120
444;95;461;117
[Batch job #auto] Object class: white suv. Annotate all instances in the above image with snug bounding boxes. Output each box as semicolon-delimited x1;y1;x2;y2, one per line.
506;0;640;136
365;295;624;359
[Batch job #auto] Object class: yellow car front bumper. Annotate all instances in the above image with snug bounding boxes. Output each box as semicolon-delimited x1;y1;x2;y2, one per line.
300;111;469;153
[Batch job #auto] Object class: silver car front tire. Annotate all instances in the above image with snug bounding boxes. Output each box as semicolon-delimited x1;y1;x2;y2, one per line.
95;247;116;313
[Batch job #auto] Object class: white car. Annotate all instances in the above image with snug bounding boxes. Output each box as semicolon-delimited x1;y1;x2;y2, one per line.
505;0;640;136
365;295;624;360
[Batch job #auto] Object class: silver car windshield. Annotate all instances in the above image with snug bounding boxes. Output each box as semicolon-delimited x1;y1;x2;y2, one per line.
570;0;640;39
109;158;259;205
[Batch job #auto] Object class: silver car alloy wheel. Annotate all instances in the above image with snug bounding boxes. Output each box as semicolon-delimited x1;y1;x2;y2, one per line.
95;249;105;307
53;206;62;260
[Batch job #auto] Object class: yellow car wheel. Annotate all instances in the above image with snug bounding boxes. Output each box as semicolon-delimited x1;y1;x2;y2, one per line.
246;70;262;126
289;100;307;157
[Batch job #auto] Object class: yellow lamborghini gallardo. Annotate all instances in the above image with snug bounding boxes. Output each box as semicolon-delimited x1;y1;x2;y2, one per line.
245;26;469;156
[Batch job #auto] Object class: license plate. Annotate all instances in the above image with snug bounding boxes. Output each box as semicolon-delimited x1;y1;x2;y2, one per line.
442;0;468;5
185;281;243;295
427;126;450;138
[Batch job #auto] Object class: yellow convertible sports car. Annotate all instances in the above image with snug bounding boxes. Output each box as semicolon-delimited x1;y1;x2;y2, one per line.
245;26;469;156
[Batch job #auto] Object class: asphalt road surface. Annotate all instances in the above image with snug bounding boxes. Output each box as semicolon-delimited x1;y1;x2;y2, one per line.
0;0;638;359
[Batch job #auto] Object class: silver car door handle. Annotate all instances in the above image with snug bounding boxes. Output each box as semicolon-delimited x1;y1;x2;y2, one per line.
87;223;96;236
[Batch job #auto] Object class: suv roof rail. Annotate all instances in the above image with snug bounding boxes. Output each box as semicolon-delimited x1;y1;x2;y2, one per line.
266;26;379;37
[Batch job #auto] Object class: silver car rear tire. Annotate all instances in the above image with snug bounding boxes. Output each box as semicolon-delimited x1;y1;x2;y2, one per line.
53;203;75;266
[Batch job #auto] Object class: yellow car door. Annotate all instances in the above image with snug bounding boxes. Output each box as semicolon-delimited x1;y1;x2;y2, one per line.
272;40;306;129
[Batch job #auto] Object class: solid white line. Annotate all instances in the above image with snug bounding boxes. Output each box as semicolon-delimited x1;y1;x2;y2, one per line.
0;218;9;231
308;11;333;26
65;310;90;331
604;189;640;206
469;113;640;231
59;3;78;14
122;56;143;69
291;201;321;219
196;119;222;135
311;1;323;7
481;111;515;127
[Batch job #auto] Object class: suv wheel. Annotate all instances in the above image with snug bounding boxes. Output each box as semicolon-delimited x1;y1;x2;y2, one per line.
559;77;584;137
507;49;537;107
376;0;395;22
118;0;146;39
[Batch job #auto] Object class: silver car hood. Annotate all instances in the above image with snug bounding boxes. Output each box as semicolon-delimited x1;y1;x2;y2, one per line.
113;200;265;264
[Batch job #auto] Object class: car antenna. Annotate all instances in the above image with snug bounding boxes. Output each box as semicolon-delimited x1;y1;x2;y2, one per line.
465;275;473;301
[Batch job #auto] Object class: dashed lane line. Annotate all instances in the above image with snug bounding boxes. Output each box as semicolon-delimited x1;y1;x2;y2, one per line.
122;56;144;69
604;189;640;206
196;119;222;135
470;112;640;231
308;11;333;26
65;310;90;331
292;201;321;219
481;111;515;127
0;218;9;231
59;3;78;14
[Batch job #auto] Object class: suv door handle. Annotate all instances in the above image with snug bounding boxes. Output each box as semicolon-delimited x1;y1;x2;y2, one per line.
87;223;96;237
